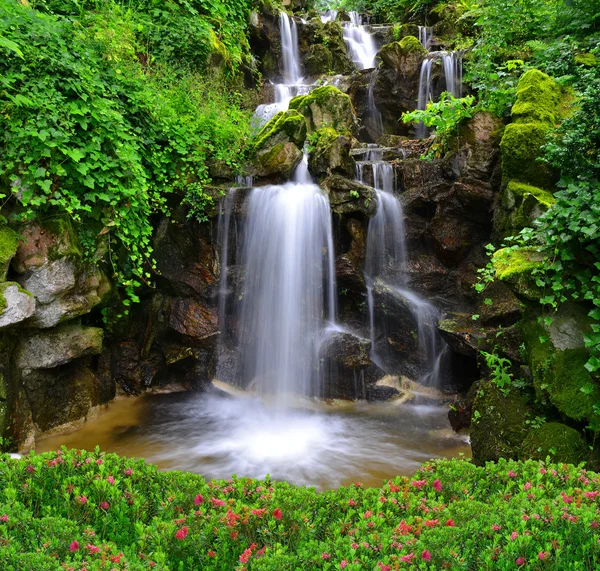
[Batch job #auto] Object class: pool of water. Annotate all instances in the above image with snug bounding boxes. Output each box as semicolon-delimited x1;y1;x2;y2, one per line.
36;386;470;489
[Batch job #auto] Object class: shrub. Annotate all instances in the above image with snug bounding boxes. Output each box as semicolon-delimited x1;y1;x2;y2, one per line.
1;449;600;569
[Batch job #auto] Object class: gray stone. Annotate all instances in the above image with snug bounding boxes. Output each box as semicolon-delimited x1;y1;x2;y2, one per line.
0;283;35;329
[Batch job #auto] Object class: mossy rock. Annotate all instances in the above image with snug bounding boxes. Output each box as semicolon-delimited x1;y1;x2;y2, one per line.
378;36;427;74
522;313;600;423
520;422;587;465
511;69;563;125
307;127;356;178
306;44;333;75
470;380;532;465
289;86;357;135
0;225;19;280
256;141;303;179
314;22;354;74
494;180;555;238
492;247;545;300
255;109;307;151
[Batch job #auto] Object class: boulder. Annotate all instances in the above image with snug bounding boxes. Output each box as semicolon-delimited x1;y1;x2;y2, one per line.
16;323;104;372
520;422;588;465
0;225;18;280
308;128;357;178
289;86;358;134
470;380;532;465
254;110;307;178
306;44;333;75
167;297;219;345
0;283;35;329
477;281;524;327
492;247;545;300
314;22;354;74
321;175;377;216
335;218;368;294
378;36;428;74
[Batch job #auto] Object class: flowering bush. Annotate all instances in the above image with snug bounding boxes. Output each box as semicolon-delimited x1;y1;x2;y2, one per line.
0;449;599;569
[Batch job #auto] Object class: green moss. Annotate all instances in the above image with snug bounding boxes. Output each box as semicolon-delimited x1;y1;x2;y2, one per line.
255;110;307;150
306;44;333;75
256;141;302;177
493;247;544;299
575;52;598;67
470;380;531;465
42;215;83;261
511;69;562;125
520;422;587;464
522;317;600;423
289;86;356;134
0;225;18;279
500;122;554;188
398;35;427;54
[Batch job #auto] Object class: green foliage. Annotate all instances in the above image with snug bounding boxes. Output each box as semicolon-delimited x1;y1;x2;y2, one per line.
402;92;476;156
3;449;600;569
480;349;514;395
0;0;251;303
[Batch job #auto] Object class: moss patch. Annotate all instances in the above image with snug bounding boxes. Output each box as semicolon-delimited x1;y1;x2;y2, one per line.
255;109;307;150
398;35;426;54
492;247;545;300
0;225;18;280
511;69;563;125
289;86;356;134
520;422;587;464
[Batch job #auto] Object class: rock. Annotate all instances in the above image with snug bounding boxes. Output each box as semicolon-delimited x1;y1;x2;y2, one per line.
522;307;600;424
494;180;555;239
321;175;377;216
448;381;479;432
308;128;357;178
0;283;35;329
0;225;18;280
378;36;428;72
306;44;333;75
477;281;524;327
108;340;142;395
16;323;104;372
470;380;532;465
335;218;368;294
255;110;307;178
167;298;219;344
438;314;485;358
492;247;545;300
520;422;588;465
314;22;354;74
289;86;358;134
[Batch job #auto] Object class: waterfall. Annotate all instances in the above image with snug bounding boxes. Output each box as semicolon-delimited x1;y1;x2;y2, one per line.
418;26;433;50
279;12;301;84
356;149;446;386
321;9;338;23
342;11;378;70
416;58;433;138
367;71;384;142
443;52;463;98
233;182;336;401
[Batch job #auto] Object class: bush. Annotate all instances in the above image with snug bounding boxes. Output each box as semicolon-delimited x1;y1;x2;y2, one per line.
1;449;600;569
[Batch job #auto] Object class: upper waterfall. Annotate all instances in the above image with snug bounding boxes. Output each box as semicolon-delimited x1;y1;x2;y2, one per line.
342;11;378;70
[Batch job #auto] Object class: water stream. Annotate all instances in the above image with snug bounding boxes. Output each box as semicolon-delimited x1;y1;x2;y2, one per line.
343;12;378;70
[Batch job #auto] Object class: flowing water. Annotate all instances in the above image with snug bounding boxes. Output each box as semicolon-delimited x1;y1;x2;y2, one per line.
418;26;433;50
343;11;378;70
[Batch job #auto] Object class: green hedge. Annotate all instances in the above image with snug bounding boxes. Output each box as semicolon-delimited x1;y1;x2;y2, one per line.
0;449;599;569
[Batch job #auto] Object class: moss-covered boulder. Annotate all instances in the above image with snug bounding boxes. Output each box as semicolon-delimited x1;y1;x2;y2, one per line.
254;110;307;178
0;225;19;280
314;22;354;74
494;180;556;239
522;307;600;424
378;36;428;73
306;44;333;75
307;127;357;178
321;175;377;216
470;380;532;465
520;422;588;465
289;86;357;135
500;69;565;189
0;282;35;329
492;247;545;300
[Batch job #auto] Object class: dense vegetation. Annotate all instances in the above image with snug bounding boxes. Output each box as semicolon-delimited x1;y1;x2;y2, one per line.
2;449;600;570
0;0;254;304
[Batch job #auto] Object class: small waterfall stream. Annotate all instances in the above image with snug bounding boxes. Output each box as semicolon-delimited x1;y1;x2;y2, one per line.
342;12;378;70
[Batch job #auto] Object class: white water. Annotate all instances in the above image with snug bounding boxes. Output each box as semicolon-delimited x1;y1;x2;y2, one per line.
367;71;384;141
321;9;338;23
416;58;433;138
343;11;378;70
443;51;463;98
418;26;433;50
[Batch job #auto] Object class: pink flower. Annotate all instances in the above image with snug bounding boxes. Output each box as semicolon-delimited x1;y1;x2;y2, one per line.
585;491;599;500
175;526;189;540
69;540;79;552
522;515;530;521
348;499;357;506
538;551;549;561
508;470;517;478
87;544;101;554
26;464;35;473
421;550;432;561
124;468;133;476
433;480;442;492
322;553;330;560
0;515;8;522
379;564;391;571
96;459;103;465
107;476;115;485
492;524;501;531
340;561;348;569
194;494;204;505
446;519;455;527
211;498;225;507
511;532;519;541
523;482;532;491
78;496;87;505
516;557;526;565
540;468;547;475
273;508;283;521
400;553;415;563
99;501;109;510
252;508;266;518
562;493;573;504
363;510;372;519
410;480;426;490
351;543;359;549
239;548;252;563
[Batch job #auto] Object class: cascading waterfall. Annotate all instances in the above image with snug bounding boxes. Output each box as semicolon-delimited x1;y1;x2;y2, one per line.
321;9;338;23
443;52;463;98
416;58;433;138
356;148;446;386
342;11;378;70
418;26;433;50
367;71;384;141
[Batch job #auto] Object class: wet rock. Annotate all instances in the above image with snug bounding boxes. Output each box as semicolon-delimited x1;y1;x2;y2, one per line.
108;340;142;395
448;381;479;432
308;128;357;178
16;323;104;372
438;313;483;358
477;281;524;327
0;283;36;329
290;86;358;134
314;22;354;74
167;298;219;345
470;379;532;465
520;422;588;465
0;225;19;280
306;44;333;75
321;175;377;216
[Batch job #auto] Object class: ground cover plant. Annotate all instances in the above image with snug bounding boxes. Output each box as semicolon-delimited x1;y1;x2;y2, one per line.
0;449;599;569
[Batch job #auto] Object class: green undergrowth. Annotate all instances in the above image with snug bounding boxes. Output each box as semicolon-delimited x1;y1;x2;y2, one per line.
1;449;600;570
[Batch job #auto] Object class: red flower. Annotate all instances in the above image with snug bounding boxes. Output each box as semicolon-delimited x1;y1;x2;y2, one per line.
516;557;526;565
446;519;455;527
433;480;442;492
69;541;79;552
194;494;204;505
251;508;266;518
421;550;432;561
175;526;189;540
239;548;253;563
208;550;216;557
363;510;372;519
273;508;283;521
86;544;101;554
410;480;426;490
340;561;348;569
78;495;87;505
110;553;123;563
99;501;110;510
211;498;225;507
